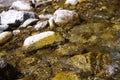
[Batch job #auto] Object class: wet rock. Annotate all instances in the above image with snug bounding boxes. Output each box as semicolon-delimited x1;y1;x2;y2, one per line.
52;71;80;80
23;31;63;51
65;0;78;5
78;0;88;3
55;43;80;56
53;9;79;26
68;23;107;43
0;24;9;31
0;60;22;80
92;11;112;21
105;63;119;76
10;0;33;11
0;31;13;45
0;0;17;8
13;29;21;36
0;59;7;69
34;20;48;30
32;0;52;7
39;14;53;20
0;10;38;26
67;52;111;75
49;17;55;29
20;19;38;28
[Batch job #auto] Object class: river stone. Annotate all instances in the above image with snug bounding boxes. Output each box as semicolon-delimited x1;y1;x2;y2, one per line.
53;9;79;26
0;0;17;8
0;10;38;26
13;29;20;35
23;31;63;51
39;14;53;20
52;71;80;80
34;20;48;30
10;0;33;11
65;0;78;5
0;24;9;31
0;31;13;45
20;18;38;28
67;52;111;75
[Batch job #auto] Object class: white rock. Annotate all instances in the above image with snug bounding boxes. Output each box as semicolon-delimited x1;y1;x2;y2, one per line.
49;17;55;28
35;21;48;30
23;31;63;51
20;19;38;28
0;0;17;8
23;31;54;48
0;59;7;69
65;0;78;5
0;10;38;26
0;24;9;31
53;9;79;26
39;14;53;20
0;31;13;45
13;30;20;35
10;0;33;11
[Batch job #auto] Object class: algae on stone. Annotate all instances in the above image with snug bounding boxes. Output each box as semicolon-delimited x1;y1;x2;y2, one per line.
52;71;80;80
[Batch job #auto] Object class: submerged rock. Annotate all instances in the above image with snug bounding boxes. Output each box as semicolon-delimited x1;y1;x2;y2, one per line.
0;31;13;45
67;52;111;75
10;0;33;11
52;71;80;80
0;10;38;26
53;9;79;26
23;31;63;51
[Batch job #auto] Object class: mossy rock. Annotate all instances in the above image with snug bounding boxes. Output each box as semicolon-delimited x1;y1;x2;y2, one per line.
52;71;81;80
23;31;64;52
67;52;111;75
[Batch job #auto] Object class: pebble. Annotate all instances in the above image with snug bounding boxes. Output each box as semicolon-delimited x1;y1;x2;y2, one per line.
13;29;20;35
10;0;33;11
0;10;38;26
39;14;53;20
48;17;55;28
0;31;13;45
20;18;38;28
65;0;78;5
53;9;79;26
23;31;63;51
0;59;7;69
34;20;48;30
